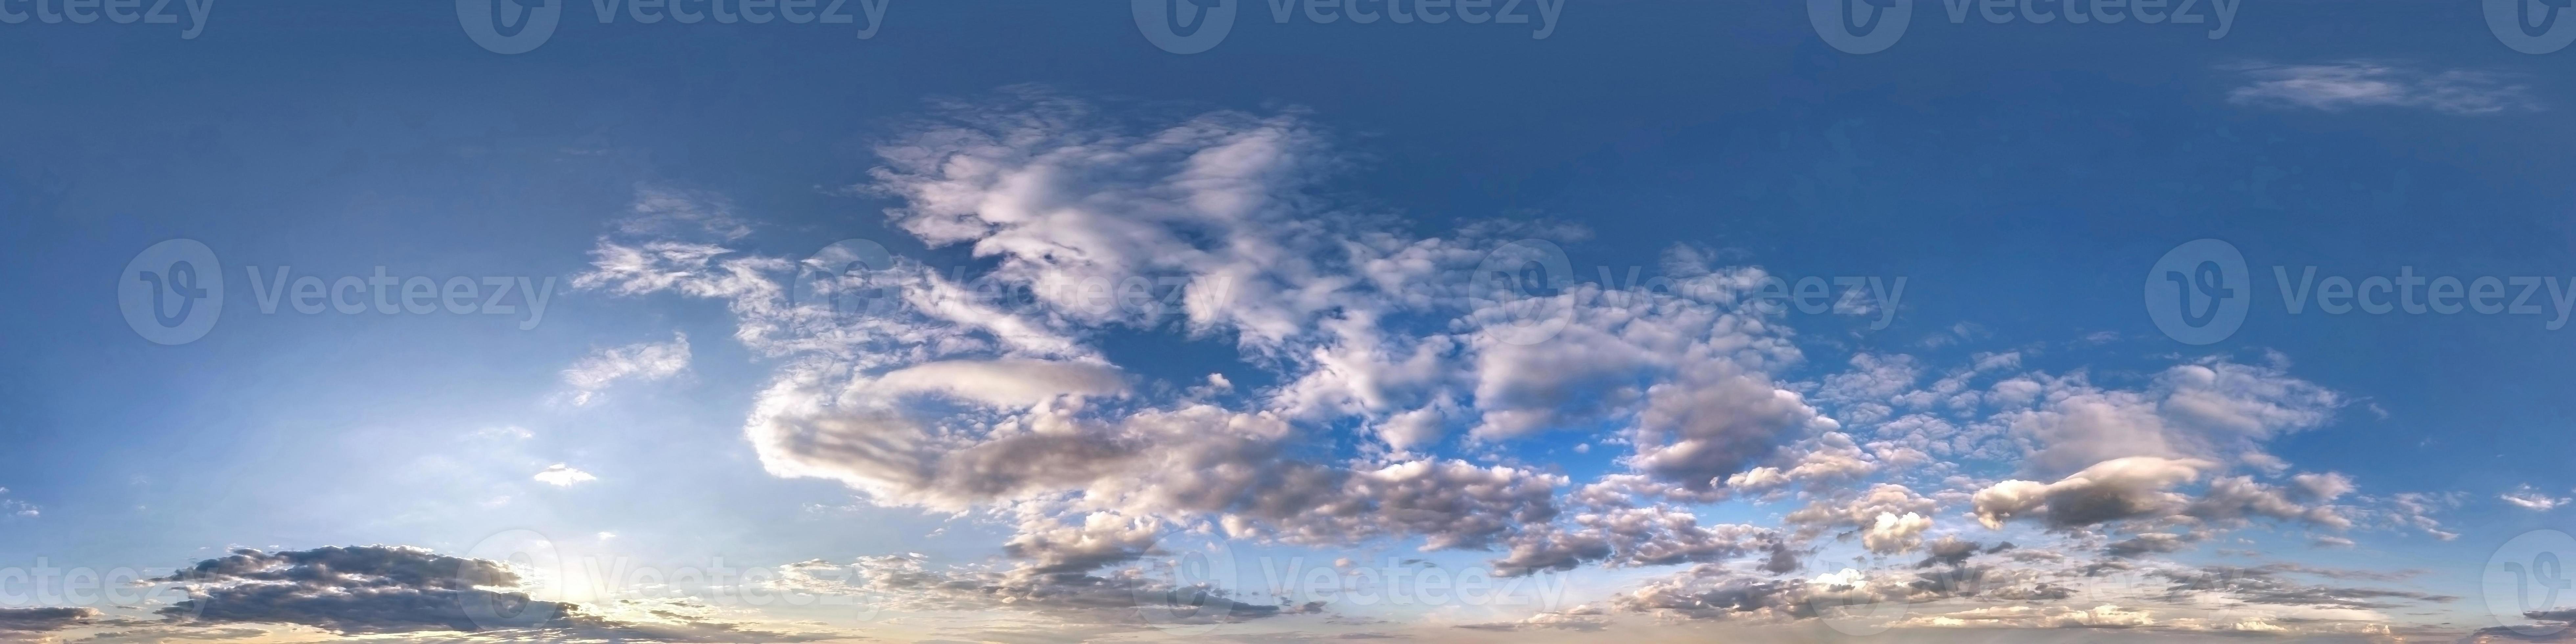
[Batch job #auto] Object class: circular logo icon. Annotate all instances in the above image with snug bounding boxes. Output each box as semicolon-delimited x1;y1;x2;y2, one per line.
792;239;900;329
2144;239;2249;346
119;239;224;346
2488;0;2576;54
458;0;563;55
461;529;566;630
1133;541;1245;635
2486;530;2576;636
1468;239;1574;347
1808;0;1912;55
1134;0;1237;55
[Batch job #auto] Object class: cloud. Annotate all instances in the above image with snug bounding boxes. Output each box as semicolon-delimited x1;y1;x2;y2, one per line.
791;552;1318;625
2154;564;2458;610
561;332;691;405
2227;61;2540;115
0;493;33;518
2503;485;2570;511
0;608;93;633
152;546;597;634
1993;360;2339;477
1971;456;2208;530
532;464;597;486
560;93;2450;637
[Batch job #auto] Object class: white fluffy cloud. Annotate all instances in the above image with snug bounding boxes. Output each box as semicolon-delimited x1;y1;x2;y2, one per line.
532;464;597;487
560;94;2451;637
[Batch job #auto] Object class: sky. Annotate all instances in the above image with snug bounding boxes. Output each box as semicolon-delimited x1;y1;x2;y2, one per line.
4;0;2576;642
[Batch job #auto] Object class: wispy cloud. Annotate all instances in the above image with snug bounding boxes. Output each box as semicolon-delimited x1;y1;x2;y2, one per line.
2227;61;2540;115
0;487;34;518
560;332;691;406
2501;484;2569;511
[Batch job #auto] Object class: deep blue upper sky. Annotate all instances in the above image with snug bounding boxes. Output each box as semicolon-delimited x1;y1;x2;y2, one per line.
4;1;2575;641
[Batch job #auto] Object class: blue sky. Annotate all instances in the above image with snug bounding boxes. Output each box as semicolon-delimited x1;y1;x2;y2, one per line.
4;1;2576;642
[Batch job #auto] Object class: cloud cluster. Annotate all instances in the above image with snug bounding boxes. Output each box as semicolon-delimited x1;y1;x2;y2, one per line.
559;93;2460;637
152;546;596;634
577;95;1834;597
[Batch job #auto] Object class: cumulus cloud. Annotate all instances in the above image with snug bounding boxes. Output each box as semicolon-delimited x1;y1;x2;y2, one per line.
531;464;597;486
2227;61;2540;115
561;332;692;405
152;546;598;634
1971;456;2208;530
556;93;2444;637
1993;360;2338;477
